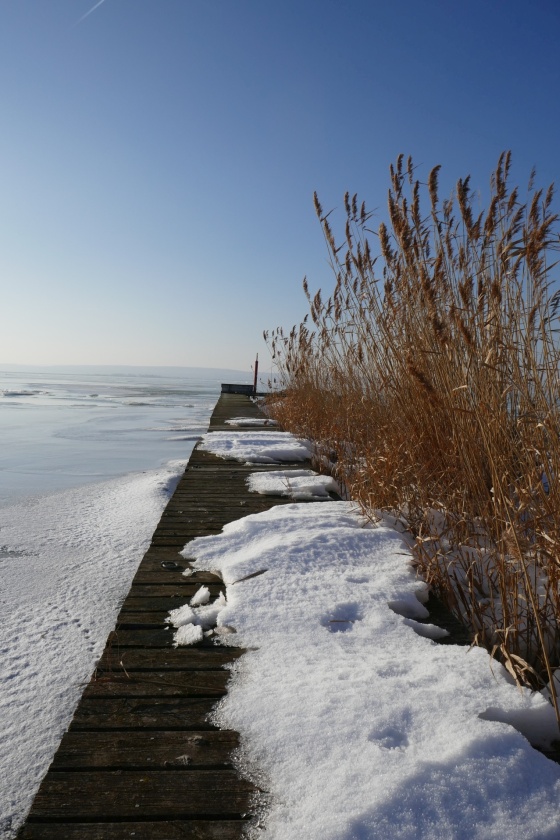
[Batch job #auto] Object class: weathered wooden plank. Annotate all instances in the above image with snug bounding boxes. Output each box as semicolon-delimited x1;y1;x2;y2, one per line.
115;611;170;626
50;730;239;769
107;627;177;647
165;491;302;502
69;697;219;730
97;646;241;671
159;503;272;515
150;533;221;542
160;497;266;507
153;522;248;534
150;530;221;540
130;571;193;585
154;517;252;528
161;491;266;499
127;584;223;598
188;457;309;468
151;533;221;546
109;627;207;647
19;820;248;840
155;517;239;526
168;487;266;497
161;502;281;514
83;670;228;698
132;567;220;584
27;770;254;819
118;596;191;612
126;580;221;594
132;564;190;580
150;524;225;534
168;489;260;496
139;546;188;562
129;574;209;587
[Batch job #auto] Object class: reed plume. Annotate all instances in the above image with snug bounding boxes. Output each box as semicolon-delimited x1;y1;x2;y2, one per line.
266;154;560;724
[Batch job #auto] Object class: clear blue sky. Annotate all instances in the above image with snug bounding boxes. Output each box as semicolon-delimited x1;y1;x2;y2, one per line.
1;0;558;371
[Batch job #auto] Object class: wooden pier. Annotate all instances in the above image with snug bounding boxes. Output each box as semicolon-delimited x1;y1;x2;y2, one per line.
19;394;309;840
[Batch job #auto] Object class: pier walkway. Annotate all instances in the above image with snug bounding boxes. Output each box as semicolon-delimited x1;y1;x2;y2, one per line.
19;394;308;840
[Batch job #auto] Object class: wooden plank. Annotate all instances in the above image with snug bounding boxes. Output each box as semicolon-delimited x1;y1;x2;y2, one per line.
107;627;178;647
159;500;265;510
118;596;193;612
19;821;248;840
83;670;228;698
153;521;252;532
154;517;251;528
150;530;222;540
119;595;226;612
150;531;221;539
50;730;239;769
69;697;219;730
129;573;210;586
110;627;216;647
27;770;253;819
157;512;255;522
159;503;272;515
132;567;220;584
97;647;242;671
150;524;226;535
115;611;170;626
132;565;191;581
139;546;188;562
151;533;221;546
127;584;223;598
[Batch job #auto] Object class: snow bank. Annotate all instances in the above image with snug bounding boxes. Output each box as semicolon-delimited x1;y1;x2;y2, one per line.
0;460;186;839
199;430;312;463
247;469;339;500
180;501;560;840
224;417;278;426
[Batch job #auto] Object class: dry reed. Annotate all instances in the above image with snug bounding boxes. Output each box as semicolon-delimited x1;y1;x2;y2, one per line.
265;153;560;725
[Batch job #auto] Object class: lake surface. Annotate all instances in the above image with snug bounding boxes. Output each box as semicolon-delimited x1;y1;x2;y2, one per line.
0;365;250;505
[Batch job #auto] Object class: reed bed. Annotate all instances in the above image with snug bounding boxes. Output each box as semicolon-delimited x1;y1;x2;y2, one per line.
265;153;560;723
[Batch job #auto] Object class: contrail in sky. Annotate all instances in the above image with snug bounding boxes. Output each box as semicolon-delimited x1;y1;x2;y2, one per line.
75;0;109;25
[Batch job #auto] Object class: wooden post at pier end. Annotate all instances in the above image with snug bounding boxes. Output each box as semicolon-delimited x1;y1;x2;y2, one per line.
253;354;259;395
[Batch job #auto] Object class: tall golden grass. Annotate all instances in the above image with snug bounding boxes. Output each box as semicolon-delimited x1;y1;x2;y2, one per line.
265;153;560;722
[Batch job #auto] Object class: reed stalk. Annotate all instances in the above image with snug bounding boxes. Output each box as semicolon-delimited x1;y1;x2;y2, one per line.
265;153;560;725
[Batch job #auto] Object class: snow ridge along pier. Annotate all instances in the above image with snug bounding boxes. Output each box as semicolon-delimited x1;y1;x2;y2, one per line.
19;393;314;840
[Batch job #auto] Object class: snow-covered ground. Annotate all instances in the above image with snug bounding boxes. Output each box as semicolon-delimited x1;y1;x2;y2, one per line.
0;460;187;839
172;430;560;840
